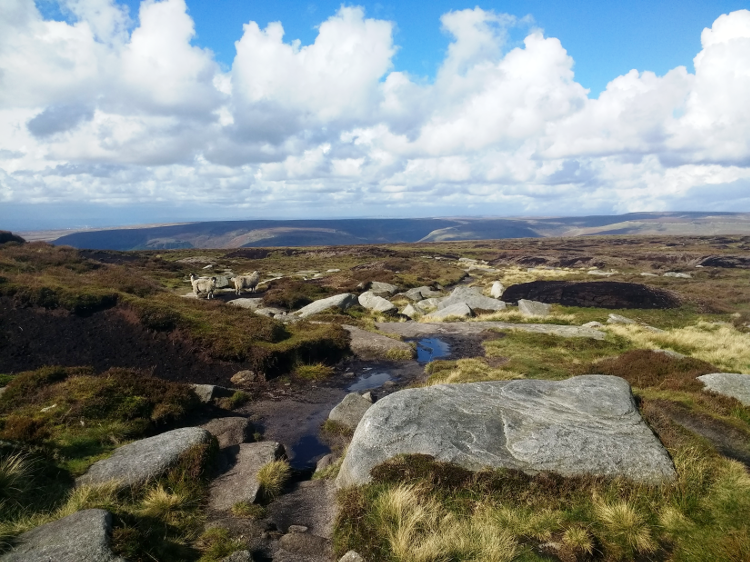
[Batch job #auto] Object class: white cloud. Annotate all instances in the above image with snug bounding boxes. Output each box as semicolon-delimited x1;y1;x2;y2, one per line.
0;2;749;226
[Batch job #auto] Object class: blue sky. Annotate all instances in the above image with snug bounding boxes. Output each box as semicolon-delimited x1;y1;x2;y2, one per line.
2;1;750;230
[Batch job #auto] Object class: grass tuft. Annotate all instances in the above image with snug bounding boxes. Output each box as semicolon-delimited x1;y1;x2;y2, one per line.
231;501;266;520
294;363;335;381
257;459;291;500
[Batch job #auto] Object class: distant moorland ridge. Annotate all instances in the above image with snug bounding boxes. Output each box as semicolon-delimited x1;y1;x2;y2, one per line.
42;212;750;250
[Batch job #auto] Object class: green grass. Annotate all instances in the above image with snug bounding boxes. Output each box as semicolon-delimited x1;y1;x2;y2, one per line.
294;363;335;380
257;460;291;501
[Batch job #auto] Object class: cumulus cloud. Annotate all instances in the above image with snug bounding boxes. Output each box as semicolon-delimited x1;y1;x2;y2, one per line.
0;1;749;225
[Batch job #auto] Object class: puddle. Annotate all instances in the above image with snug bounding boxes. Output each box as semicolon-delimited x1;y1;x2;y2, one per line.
289;434;330;470
412;337;451;364
347;372;393;392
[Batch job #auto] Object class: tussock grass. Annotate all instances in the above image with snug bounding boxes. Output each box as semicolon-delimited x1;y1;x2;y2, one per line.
231;501;266;519
607;321;750;372
384;347;414;361
471;307;577;325
257;460;291;500
424;358;523;385
497;266;576;286
294;363;335;381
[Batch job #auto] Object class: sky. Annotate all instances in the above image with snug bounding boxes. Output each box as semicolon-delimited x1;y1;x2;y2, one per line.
1;0;750;230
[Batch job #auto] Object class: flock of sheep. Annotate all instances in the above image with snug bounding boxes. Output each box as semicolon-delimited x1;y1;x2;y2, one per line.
189;271;260;299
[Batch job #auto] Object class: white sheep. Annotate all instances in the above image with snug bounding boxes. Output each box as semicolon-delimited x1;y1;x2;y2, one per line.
233;271;260;295
190;274;217;299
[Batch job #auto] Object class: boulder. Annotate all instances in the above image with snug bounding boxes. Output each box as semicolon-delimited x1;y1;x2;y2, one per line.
376;320;606;341
517;299;551;317
255;307;287;318
336;375;676;488
294;294;358;318
77;427;212;489
607;313;636;325
0;509;124;562
214;275;232;288
490;281;504;299
426;302;473;320
357;292;397;314
202;417;253;449
697;373;750;406
663;272;692;278
228;298;264;309
401;304;419;318
438;286;506;312
640;272;659;277
209;442;284;511
414;298;442;313
502;281;680;309
341;325;414;360
328;393;373;431
369;281;398;296
192;384;235;403
231;370;262;385
339;552;365;562
404;286;442;301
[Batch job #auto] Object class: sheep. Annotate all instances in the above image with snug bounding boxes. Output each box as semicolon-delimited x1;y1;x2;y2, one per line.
233;271;260;295
190;273;217;299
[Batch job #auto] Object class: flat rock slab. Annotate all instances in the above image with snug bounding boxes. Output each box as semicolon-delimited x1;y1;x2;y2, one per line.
342;325;414;360
698;373;750;406
336;375;675;488
0;509;124;562
209;442;284;511
438;286;506;312
227;298;264;309
329;393;373;431
294;294;358;318
267;480;337;539
201;417;253;449
376;321;606;340
427;302;473;319
518;299;551;317
77;427;211;489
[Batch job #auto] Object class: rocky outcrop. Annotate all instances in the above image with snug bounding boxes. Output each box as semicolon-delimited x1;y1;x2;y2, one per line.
328;393;373;431
337;375;675;488
77;427;212;489
0;509;124;562
404;286;443;301
228;298;264;309
341;325;414;360
697;373;750;406
438;286;506;312
357;292;397;314
369;281;398;296
502;281;680;309
294;294;358;318
267;480;337;539
517;299;551;317
202;417;254;449
426;302;473;319
209;442;285;511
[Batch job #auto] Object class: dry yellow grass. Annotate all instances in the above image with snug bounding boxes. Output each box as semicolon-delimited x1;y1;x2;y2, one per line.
496;266;576;286
424;358;524;385
593;498;657;556
138;485;190;522
257;459;291;499
606;321;750;372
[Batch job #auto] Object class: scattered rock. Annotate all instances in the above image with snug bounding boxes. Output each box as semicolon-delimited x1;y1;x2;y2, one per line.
517;299;551;317
77;427;212;489
438;286;506;312
328;393;373;431
401;304;419;318
640;272;659;277
294;294;358;318
663;272;692;278
231;370;263;385
209;442;284;511
358;292;397;314
255;307;287;318
426;302;473;319
369;281;398;296
202;417;253;449
697;373;750;406
192;384;235;403
289;525;309;534
267;480;337;539
227;298;264;309
341;325;413;360
582;321;604;328
490;281;504;298
502;281;680;309
607;314;636;325
214;275;232;288
339;552;365;562
587;270;616;277
337;376;676;488
314;454;335;475
0;509;124;562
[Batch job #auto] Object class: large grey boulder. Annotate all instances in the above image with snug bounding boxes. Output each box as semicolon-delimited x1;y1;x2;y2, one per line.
439;286;506;312
0;509;125;562
209;442;284;511
328;393;373;431
294;294;358;318
414;298;442;313
202;417;254;449
518;299;551;317
425;302;473;320
357;292;397;314
369;282;398;297
607;313;636;325
77;427;212;489
341;325;413;360
404;286;442;301
697;373;750;406
336;376;675;488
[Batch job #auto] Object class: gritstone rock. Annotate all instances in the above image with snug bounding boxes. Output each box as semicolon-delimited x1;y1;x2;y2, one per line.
341;325;413;360
339;552;365;562
192;384;235;403
231;370;262;385
0;509;124;562
607;313;636;325
357;291;397;313
294;294;358;318
336;375;676;488
663;272;692;278
369;281;398;296
697;373;750;406
77;427;212;489
402;304;419;318
426;302;473;319
202;417;253;449
438;286;506;312
328;393;373;431
209;442;284;510
490;281;504;298
228;298;264;309
518;299;551;317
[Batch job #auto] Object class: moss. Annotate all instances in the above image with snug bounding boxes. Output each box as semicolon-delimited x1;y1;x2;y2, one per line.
294;363;335;380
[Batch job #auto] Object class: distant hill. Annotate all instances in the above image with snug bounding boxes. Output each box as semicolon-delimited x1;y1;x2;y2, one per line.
48;212;750;250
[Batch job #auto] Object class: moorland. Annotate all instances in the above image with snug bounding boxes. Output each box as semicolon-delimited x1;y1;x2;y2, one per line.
0;231;749;561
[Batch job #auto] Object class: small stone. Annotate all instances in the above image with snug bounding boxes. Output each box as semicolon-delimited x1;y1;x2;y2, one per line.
192;384;234;403
361;391;374;403
315;454;335;474
369;281;398;296
339;551;365;562
231;370;261;385
328;393;373;431
517;299;551;317
201;417;253;449
663;272;692;278
652;349;686;359
607;313;636;325
288;525;309;534
227;298;264;309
